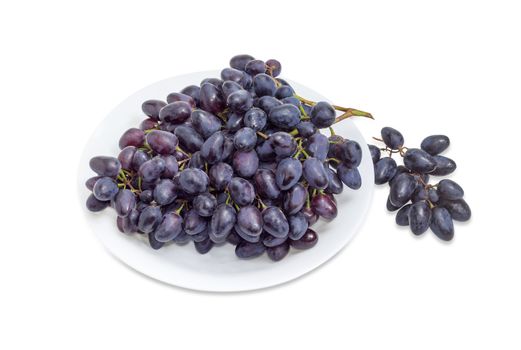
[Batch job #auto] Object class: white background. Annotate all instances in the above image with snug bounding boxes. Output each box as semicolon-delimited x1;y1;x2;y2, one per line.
1;1;519;349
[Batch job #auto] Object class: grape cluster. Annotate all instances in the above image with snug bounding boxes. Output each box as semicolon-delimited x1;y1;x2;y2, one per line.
370;127;471;241
85;54;372;261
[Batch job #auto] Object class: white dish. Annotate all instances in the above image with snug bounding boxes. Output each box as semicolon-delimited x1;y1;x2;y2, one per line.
78;71;374;292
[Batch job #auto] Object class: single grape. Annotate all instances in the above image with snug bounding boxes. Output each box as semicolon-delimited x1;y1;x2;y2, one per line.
140;118;157;131
255;96;283;114
395;204;411;226
139;189;153;204
389;173;417;207
428;188;440;203
209;162;234;191
381;127;404;150
119;128;145;149
194;228;211;243
374;157;397;185
234;224;261;243
221;134;235;162
235;241;265;259
121;208;140;234
281;96;301;107
174;125;204;153
154;212;183;242
178;168;208;195
229;177;255;206
289;229;318;250
210;204;237;238
288;212;308;240
263;234;287;248
439;198;471;222
403;148;437;174
430;207;454;241
187;151;205;170
296;121;317;138
173;230;191;245
243;107;267;131
230;54;255;71
227;90;253;114
226;230;241;245
266;59;282;77
166;92;196;108
200;78;223;89
254;169;281;199
200;131;225;164
225;112;243;132
194;237;214;254
325;167;343;194
237;205;263;237
282;183;307;215
266;241;290;262
199;83;225;114
85;176;102;191
221;80;243;100
389;165;410;187
191;109;222;139
411;185;428;203
386;195;401;211
148;231;165;250
336;163;362;190
270;132;297;158
138;157;165;182
160;154;178;178
232;150;259;178
118;146;136;170
183;209;207;235
303;157;329;189
276;157;302;190
142;99;167;121
253;73;277;97
437;179;464;200
245;59;266;75
310;102;335;128
408;200;432;235
305;133;329;161
86;193;109;212
153;179;177;205
233;127;257;151
311;193;337;221
221;67;244;84
262;207;289;238
159;101;192;123
430;155;457;176
114;189;136;217
92;177;119;201
369;145;381;164
193;193;217;217
256;140;276;161
90;156;121;178
268;104;301;130
421;135;450;155
274;85;294;99
138;206;162;234
180;85;201;106
301;206;318;226
336;140;362;168
146;130;178;155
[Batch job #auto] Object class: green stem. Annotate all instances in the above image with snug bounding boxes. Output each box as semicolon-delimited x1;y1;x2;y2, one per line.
289;128;299;136
175;202;185;215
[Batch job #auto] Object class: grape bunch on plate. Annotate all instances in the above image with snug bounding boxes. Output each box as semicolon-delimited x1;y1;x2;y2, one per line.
85;54;373;261
370;127;471;241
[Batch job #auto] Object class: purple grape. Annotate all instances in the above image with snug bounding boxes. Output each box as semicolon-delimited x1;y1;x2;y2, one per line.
275;157;302;190
230;54;255;71
288;212;308;240
369;145;381;164
253;73;277;97
296;121;317;138
178;168;208;195
191;109;222;139
243;107;267;131
146;130;178;155
389;173;417;207
166;92;195;108
439;199;471;222
301;207;318;226
153;179;177;205
180;85;201;106
85;176;102;191
209;162;234;191
193;193;217;217
290;229;318;250
210;204;236;239
325;167;343;194
266;59;281;77
310;102;335;128
262;207;289;238
245;59;266;75
200;131;225;164
305;133;329;161
114;189;136;217
431;155;457;176
119;128;145;149
92;177;119;201
437;179;464;200
374;157;397;185
235;241;265;259
86;193;109;212
266;241;290;261
221;67;244;84
233;150;259;178
160;155;178;178
154;212;183;242
159;101;192;123
303;157;329;189
138;206;162;234
229;177;255;206
270;132;297;158
268;104;301;130
381;127;404;150
142;99;167;121
194;237;214;254
282;183;307;215
199;83;225;114
183;209;207;235
430;207;454;241
421;135;450;155
227;90;253;113
237;205;263;237
403;148;437;174
138;157;165;182
254;169;280;199
311;193;337;221
233;127;257;151
118;146;136;170
174;125;204;153
408;200;432;235
255;96;282;114
89;156;121;178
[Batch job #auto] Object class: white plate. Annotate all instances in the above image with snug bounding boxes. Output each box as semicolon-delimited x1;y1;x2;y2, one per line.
78;71;374;292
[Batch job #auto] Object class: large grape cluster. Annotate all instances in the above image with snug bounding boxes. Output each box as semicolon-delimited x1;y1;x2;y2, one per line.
370;127;471;241
85;54;372;261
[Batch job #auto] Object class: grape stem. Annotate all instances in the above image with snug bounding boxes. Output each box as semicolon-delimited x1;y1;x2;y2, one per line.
176;146;191;158
175;202;185;215
295;94;374;120
257;131;269;140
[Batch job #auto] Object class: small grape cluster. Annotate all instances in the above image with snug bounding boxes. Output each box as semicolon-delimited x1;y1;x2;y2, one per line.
370;127;471;241
86;54;372;261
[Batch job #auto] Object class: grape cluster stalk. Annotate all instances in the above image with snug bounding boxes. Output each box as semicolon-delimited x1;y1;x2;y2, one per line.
85;54;372;261
371;127;471;241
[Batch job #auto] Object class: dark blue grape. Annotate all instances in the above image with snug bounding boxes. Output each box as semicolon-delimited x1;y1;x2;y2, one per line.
254;169;280;199
89;156;121;178
118;146;136;170
301;206;318;226
311;193;337;221
235;241;265;259
199;83;225;114
194;237;214;254
408;200;432;235
200;78;223;89
221;67;244;83
336;140;362;168
232;150;259;178
138;206;162;234
421;135;450;155
325;167;343;194
381;127;404;150
243;107;267;131
437;179;464;200
140;118;158;131
142;99;167;121
221;80;242;100
174;125;204;153
183;209;207;235
374;157;397;185
234;224;261;243
160;155;178;178
255;96;282;114
290;229;318;250
229;177;255;206
159;101;192;123
336;163;362;190
237;205;263;238
430;207;454;241
428;188;440;203
275;85;294;99
288;212;308;240
245;59;266;75
268;104;301;130
403;148;437;174
266;59;282;77
262;207;289;238
154;212;183;242
386;195;401;211
209;162;233;190
253;73;277;97
193;228;211;243
263;234;287;248
191;109;222;139
92;177;119;201
148;231;165;250
266;241;290;261
85;176;102;191
303;158;329;189
225;112;243;132
210;204;237;238
146;130;178;155
114;189;136;217
153;179;177;205
173;230;190;245
282;183;307;215
411;185;428;203
226;230;241;245
180;85;201;106
439;199;471;222
395;204;411;226
200;131;224;164
230;54;255;71
310;102;335;128
281;96;301;107
193;193;217;217
119;128;145;149
430;155;457;176
121;208;139;234
256;140;276;161
305;133;329;161
166;92;196;108
221;134;235;162
369;145;381;164
227;90;253;114
188;151;205;169
86;194;109;212
270;132;297;158
276;157;302;190
138;157;165;182
389;173;417;207
296;121;317;138
233;127;257;151
178;168;208;194
139;189;153;204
